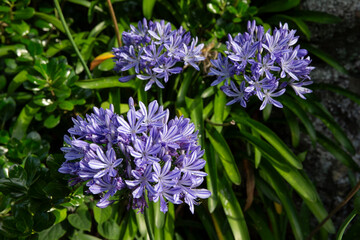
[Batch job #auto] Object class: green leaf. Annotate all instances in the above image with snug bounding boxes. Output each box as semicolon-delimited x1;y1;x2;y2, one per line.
262;104;272;121
211;87;227;132
68;209;92;231
336;211;357;240
204;142;218;213
284;107;300;148
302;43;348;75
292;10;342;24
52;208;67;224
143;0;156;19
247;208;276;240
93;206;112;224
33;211;56;232
39;223;66;240
11;20;30;36
71;231;102;240
98;58;115;71
76;76;138;89
206;126;241;185
154;198;166;229
207;3;221;14
44;114;61;129
0;44;24;57
218;174;250;240
164;203;175;240
259;163;304;240
97;219;121;240
281;95;317;145
275;14;311;40
258;0;300;13
59;101;74;111
12;102;40;140
34;12;65;33
233;114;303;169
0;96;16;123
13;7;35;20
135;210;147;237
201;86;215;98
237;129;318;202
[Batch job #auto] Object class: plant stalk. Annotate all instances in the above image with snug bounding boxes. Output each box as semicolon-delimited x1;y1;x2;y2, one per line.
106;0;122;47
53;0;92;79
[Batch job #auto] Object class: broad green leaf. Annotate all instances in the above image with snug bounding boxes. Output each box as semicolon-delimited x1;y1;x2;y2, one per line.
259;163;304;240
317;132;359;171
34;12;65;33
93;206;112;224
12;102;40;140
39;223;66;240
0;96;16;123
218;174;250;240
68;209;92;231
97;219;121;240
207;3;221;14
292;10;342;24
203;101;214;120
143;0;156;19
0;44;24;57
59;101;74;111
13;7;35;20
302;43;348;75
52;208;67;224
206;126;241;185
11;21;30;36
258;0;300;13
76;76;138;89
98;58;115;71
33;211;56;232
233;114;303;169
44;115;61;129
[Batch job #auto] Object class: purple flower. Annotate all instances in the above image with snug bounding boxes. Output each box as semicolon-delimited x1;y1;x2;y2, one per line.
113;18;205;90
209;20;314;110
60;98;210;214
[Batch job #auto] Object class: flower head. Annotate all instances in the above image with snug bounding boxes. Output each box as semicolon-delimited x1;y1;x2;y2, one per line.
209;20;314;110
113;19;205;91
60;98;210;213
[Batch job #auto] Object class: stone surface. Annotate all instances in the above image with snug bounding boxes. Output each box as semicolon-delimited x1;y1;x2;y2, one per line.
299;0;360;235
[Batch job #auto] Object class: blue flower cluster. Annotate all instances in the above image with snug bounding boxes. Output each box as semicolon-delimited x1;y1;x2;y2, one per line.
113;19;205;91
59;98;210;213
209;21;314;110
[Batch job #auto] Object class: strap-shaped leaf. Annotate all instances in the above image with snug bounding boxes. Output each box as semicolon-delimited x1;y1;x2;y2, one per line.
312;83;360;105
259;163;304;240
76;76;138;89
335;210;357;240
281;94;316;144
238;130;317;202
206;126;241;185
232;113;303;169
247;208;276;240
218;174;250;240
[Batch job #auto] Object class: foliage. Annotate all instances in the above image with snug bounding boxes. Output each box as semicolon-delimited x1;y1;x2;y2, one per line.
0;0;359;240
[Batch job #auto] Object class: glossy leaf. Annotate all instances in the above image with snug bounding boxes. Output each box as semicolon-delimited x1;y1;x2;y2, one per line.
68;209;92;231
218;174;250;240
76;76;138;89
143;0;157;19
12;102;40;140
206;126;241;185
93;206;112;224
233;113;303;169
34;12;65;33
44;114;61;129
38;223;66;240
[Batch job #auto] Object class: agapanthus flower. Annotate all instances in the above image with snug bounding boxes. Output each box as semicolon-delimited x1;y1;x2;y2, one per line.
60;98;210;214
209;20;314;110
113;19;205;91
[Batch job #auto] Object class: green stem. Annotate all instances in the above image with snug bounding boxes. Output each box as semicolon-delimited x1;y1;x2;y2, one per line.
158;89;163;106
144;206;155;240
54;0;92;79
109;88;121;114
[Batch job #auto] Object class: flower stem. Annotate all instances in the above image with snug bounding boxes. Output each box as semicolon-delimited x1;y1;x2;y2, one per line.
53;0;92;79
144;206;155;240
106;0;122;47
158;89;163;106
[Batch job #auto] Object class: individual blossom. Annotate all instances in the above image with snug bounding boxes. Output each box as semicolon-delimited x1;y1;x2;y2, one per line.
59;98;210;213
113;19;205;91
209;20;314;110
